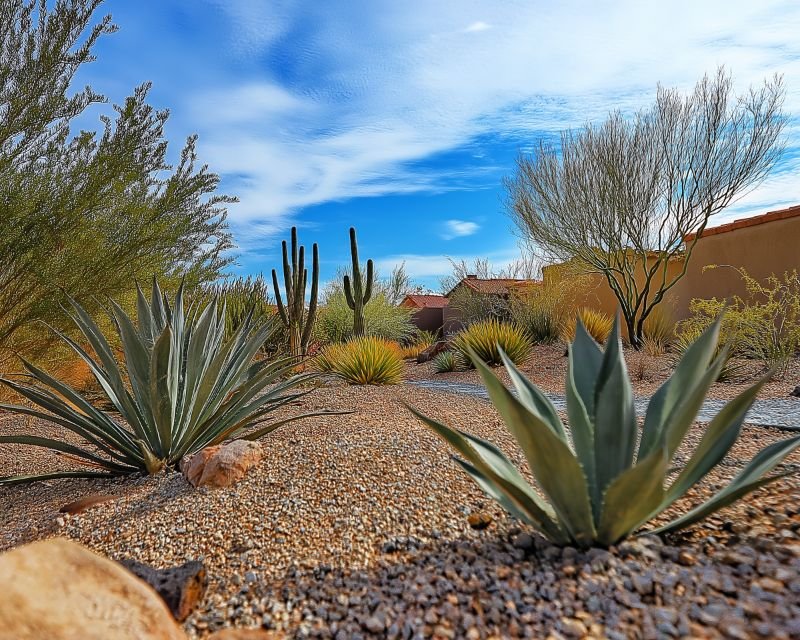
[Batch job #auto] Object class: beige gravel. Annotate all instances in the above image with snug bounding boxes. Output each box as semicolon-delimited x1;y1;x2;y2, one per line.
0;379;798;638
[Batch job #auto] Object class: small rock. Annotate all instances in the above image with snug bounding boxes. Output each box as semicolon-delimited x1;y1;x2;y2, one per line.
181;440;264;489
467;513;493;530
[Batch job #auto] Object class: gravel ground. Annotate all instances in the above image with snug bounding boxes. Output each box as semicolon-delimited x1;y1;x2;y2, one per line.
405;344;800;401
1;380;799;639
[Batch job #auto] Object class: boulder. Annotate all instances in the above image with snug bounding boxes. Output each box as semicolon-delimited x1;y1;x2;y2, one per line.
790;385;800;397
117;558;207;622
416;341;449;364
0;538;185;640
180;440;264;489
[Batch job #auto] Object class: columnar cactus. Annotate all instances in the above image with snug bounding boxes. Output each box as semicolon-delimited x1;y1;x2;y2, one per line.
343;227;374;337
271;227;319;357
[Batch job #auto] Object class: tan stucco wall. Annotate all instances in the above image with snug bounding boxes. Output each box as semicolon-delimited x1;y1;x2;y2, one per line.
543;213;800;322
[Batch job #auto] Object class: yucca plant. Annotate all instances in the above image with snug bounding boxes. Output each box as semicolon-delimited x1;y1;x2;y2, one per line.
411;316;800;547
452;319;531;367
432;351;459;373
561;308;613;345
0;279;339;485
316;336;403;385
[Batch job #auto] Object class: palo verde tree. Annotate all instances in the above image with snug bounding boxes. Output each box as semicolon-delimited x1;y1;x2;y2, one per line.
0;0;233;357
505;68;785;348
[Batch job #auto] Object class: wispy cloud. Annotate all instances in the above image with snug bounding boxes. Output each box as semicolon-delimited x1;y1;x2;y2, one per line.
194;0;800;237
441;219;480;240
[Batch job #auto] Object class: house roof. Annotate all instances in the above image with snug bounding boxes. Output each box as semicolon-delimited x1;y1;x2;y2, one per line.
446;277;539;297
400;294;449;309
685;204;800;241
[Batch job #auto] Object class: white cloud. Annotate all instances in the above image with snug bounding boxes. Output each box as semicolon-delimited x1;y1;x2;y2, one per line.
463;21;491;33
441;219;479;240
195;0;800;234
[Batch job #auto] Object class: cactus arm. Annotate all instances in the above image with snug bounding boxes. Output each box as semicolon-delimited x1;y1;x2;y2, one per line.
296;245;306;323
344;275;356;310
271;269;289;327
302;243;319;350
363;259;374;304
281;239;293;307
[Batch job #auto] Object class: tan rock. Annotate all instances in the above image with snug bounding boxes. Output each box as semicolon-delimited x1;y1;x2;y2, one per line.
0;537;186;640
181;440;264;489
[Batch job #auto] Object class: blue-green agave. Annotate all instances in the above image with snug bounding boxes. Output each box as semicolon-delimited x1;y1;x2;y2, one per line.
412;317;800;547
0;279;338;484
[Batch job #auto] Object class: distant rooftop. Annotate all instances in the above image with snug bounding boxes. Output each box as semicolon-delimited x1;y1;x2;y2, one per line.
400;294;449;309
446;276;539;297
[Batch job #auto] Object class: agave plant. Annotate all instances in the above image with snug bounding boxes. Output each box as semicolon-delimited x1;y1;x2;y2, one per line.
0;279;338;485
411;317;800;547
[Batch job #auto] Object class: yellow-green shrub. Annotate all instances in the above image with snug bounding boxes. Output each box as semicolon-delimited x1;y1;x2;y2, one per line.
315;336;404;385
642;306;676;355
452;319;532;367
561;308;613;345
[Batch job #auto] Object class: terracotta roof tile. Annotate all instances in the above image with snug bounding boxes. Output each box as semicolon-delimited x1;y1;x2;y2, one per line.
685;204;800;241
447;278;540;297
401;294;449;309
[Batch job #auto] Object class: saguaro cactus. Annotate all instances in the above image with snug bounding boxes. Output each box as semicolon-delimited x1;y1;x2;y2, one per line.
271;227;319;357
343;227;374;337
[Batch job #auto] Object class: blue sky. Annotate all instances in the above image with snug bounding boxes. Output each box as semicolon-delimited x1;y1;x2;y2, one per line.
78;0;800;291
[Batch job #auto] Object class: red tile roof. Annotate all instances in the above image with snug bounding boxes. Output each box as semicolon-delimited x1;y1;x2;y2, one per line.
685;204;800;241
401;294;449;309
447;278;539;297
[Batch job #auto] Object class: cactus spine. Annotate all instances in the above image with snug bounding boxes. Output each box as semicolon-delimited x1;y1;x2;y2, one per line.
271;227;319;357
343;227;374;338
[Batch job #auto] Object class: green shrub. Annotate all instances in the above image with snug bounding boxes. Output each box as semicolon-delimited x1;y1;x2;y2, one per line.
509;287;563;344
0;279;336;484
316;289;415;344
315;336;404;385
452;319;532;367
432;351;459;373
411;317;800;547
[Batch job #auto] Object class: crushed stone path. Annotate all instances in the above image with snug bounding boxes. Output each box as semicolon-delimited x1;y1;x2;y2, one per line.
409;380;800;431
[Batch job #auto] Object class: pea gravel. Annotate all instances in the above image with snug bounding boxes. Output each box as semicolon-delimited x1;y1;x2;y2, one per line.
1;379;798;639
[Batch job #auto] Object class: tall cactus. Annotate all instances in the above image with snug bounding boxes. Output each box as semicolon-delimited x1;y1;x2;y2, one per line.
343;227;374;337
271;227;319;357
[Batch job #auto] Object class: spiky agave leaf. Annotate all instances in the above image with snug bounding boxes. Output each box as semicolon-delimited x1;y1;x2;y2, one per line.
411;313;799;547
0;278;344;485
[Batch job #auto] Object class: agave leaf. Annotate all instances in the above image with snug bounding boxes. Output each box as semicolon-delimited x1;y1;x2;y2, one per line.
596;445;667;546
150;326;175;455
498;348;566;441
468;350;595;546
664;375;768;504
135;281;154;346
151;277;167;332
0;470;119;486
592;317;636;504
654;435;800;535
565;321;602;499
412;408;568;542
639;318;721;458
0;435;135;473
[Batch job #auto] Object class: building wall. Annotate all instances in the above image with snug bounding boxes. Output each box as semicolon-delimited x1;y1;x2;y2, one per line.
410;307;444;334
542;213;800;323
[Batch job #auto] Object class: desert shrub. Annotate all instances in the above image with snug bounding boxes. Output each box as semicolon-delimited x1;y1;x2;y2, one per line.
432;351;460;373
447;286;512;326
0;279;335;484
677;269;800;379
316;289;415;344
314;336;404;385
452;319;532;367
509;285;567;344
399;330;437;360
561;308;613;345
641;306;676;355
411;317;800;547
